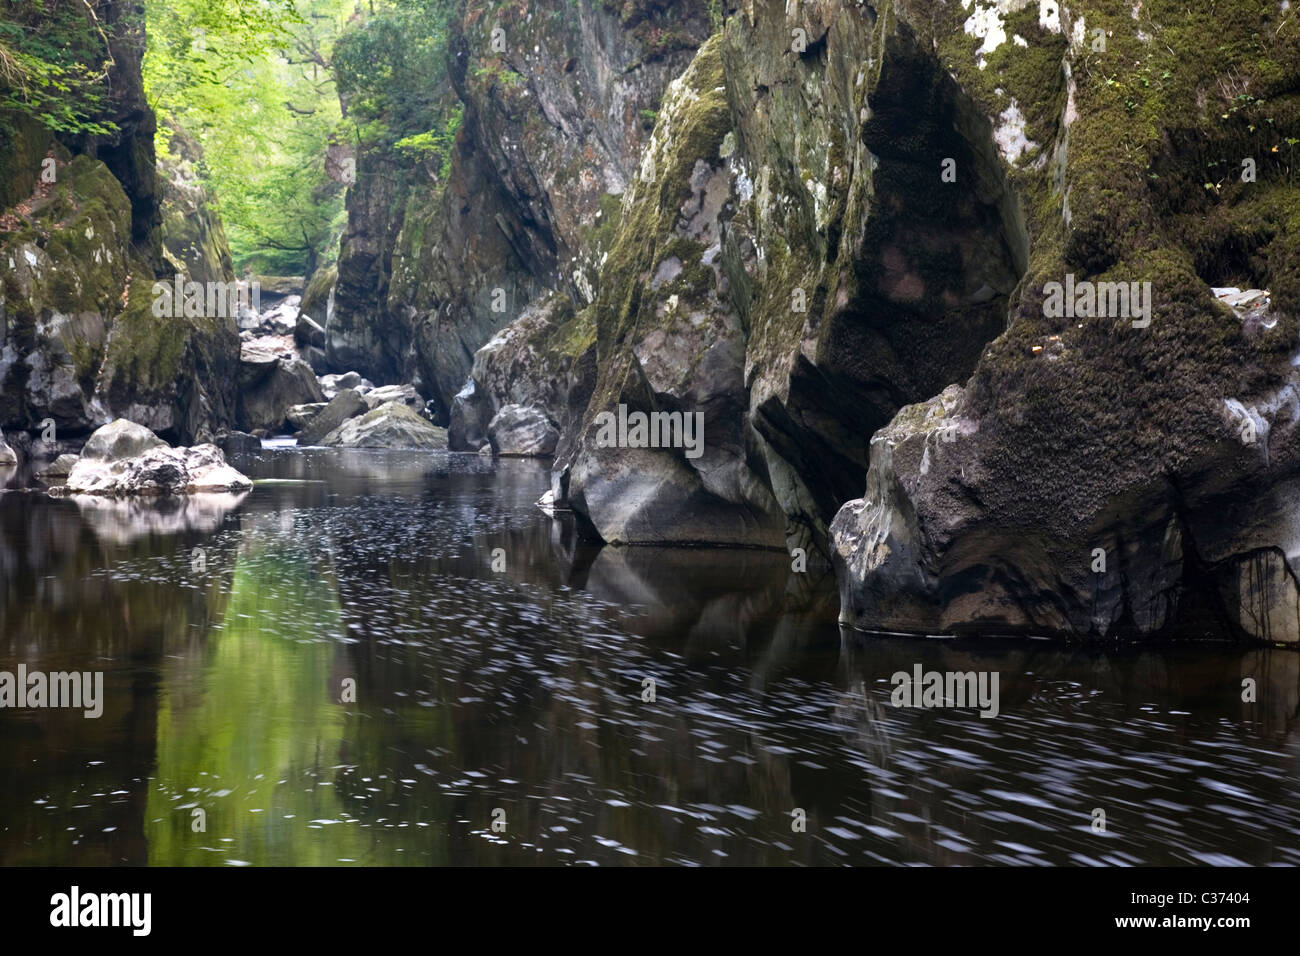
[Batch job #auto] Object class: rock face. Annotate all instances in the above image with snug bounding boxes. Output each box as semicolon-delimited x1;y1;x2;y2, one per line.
159;123;236;286
320;402;448;449
558;35;787;547
321;0;711;416
1;154;240;444
0;4;240;448
449;292;594;454
488;404;560;458
822;0;1300;642
64;420;251;496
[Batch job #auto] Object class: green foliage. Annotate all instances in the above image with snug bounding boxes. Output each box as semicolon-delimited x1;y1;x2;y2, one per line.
0;0;117;135
332;0;455;150
394;104;462;179
145;0;347;274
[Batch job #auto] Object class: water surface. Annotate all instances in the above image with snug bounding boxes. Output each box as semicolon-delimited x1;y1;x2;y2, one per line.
1;446;1297;865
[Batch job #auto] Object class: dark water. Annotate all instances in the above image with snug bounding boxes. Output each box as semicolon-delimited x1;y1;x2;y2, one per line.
1;446;1298;866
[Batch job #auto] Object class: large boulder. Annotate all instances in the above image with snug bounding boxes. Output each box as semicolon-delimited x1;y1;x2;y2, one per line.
320;402;448;449
65;440;252;496
285;402;328;432
36;453;79;478
239;358;325;432
80;418;167;461
487;404;559;458
294;312;326;348
296;388;368;445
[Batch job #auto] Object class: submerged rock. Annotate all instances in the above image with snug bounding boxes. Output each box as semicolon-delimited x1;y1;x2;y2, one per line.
320;402;447;449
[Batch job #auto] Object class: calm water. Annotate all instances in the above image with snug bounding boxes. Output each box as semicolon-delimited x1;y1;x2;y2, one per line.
1;446;1298;866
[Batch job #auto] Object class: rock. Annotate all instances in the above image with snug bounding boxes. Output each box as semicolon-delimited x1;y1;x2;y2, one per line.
217;431;262;456
300;263;336;330
238;337;292;389
258;297;301;335
361;383;422;411
159;121;235;287
36;453;79;478
65;442;252;496
80;419;168;462
557;35;786;549
294;312;326;348
318;371;373;400
536;489;570;516
239;358;325;432
488;404;559;457
328;0;706;403
320;402;448;449
296;388;369;446
449;293;593;453
285;402;328;432
0;152;240;445
0;436;17;465
253;275;303;305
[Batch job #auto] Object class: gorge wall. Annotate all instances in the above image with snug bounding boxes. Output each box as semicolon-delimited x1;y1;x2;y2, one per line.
0;1;239;450
336;0;1300;642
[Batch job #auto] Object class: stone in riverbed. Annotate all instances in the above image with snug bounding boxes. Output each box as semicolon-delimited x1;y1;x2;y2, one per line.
320;402;447;449
0;436;16;465
286;402;328;432
217;431;262;457
80;418;168;461
65;424;252;496
36;454;79;478
296;388;369;445
239;358;325;432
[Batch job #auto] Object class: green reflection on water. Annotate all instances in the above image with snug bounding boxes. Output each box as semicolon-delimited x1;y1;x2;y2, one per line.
147;548;365;865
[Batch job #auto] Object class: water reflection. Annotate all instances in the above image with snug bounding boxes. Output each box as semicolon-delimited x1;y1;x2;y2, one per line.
0;446;1297;865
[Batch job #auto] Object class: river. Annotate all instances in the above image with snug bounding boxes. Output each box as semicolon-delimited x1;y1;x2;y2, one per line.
1;445;1297;865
